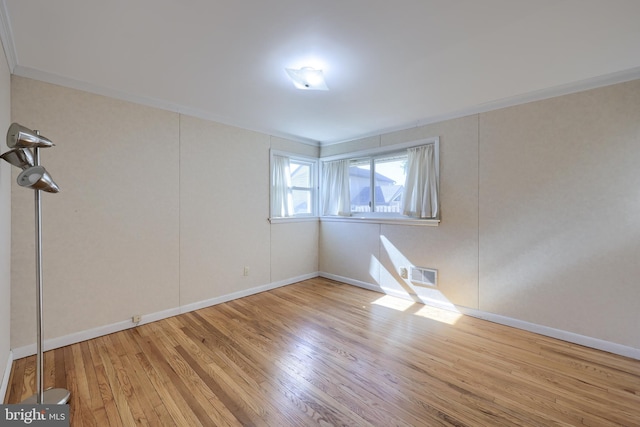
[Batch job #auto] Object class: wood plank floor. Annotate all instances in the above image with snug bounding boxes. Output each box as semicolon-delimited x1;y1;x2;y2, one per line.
4;278;640;426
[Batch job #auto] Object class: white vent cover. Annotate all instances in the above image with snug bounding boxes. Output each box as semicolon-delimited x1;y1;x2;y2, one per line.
410;267;438;287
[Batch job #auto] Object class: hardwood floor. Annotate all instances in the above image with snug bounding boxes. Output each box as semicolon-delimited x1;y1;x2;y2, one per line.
4;278;640;426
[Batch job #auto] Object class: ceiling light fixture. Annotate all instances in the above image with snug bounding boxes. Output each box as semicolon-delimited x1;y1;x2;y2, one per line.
285;67;328;91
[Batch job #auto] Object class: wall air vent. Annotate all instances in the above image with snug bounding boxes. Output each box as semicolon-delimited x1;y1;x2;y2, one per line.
410;267;438;287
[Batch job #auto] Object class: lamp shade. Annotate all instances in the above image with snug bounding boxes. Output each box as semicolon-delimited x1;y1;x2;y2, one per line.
17;165;60;193
7;123;54;148
0;148;35;169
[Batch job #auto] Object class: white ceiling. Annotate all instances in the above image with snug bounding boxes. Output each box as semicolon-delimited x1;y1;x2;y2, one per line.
2;0;640;145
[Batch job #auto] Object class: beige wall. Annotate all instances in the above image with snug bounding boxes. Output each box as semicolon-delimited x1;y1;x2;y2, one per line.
9;73;639;354
268;136;320;284
320;79;640;350
179;115;271;303
271;221;318;283
479;80;640;347
0;39;12;390
11;77;180;348
10;76;319;349
319;115;479;310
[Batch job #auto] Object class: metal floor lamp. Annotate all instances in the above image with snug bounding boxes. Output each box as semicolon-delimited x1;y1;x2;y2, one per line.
1;123;70;404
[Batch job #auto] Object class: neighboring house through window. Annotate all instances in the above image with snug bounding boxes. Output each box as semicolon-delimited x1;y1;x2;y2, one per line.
349;153;407;214
270;138;438;223
321;137;439;221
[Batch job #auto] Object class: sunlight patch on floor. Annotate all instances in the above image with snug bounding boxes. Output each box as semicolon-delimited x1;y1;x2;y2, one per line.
372;294;463;325
413;304;463;325
372;295;415;311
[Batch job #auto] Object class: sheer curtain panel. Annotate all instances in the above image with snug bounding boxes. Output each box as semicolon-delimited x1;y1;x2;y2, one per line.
402;144;438;218
271;154;293;218
321;159;351;216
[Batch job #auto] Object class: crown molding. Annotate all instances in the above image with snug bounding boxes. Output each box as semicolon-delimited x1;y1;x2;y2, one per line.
10;62;640;148
0;0;17;71
6;40;640;150
12;64;321;147
322;66;640;146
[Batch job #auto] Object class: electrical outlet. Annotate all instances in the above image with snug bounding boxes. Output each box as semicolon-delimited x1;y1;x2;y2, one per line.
400;267;408;279
132;315;141;323
243;267;249;276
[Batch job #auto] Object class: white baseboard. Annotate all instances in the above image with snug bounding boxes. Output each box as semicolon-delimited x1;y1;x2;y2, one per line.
12;306;182;360
11;272;319;360
320;272;640;361
457;307;640;360
179;272;319;314
1;350;13;402
319;272;383;292
11;272;639;362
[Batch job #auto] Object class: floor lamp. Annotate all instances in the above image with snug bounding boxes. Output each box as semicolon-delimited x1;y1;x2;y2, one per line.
1;123;70;405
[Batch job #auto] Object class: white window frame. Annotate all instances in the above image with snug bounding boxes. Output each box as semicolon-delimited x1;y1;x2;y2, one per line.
349;150;408;215
320;137;440;226
269;150;319;223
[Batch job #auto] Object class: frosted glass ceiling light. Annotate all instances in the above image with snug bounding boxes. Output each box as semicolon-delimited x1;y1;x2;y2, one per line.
285;67;329;91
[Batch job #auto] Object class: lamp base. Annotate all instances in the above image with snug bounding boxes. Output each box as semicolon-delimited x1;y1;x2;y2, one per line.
21;388;70;404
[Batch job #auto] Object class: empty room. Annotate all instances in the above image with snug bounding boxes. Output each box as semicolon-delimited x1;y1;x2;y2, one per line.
1;1;639;426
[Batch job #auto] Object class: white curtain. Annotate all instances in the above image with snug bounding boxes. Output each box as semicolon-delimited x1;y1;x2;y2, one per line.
321;159;351;216
271;154;293;217
402;144;438;218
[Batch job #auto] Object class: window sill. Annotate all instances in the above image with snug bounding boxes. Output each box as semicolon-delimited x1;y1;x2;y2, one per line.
269;216;319;224
269;216;440;226
320;216;440;226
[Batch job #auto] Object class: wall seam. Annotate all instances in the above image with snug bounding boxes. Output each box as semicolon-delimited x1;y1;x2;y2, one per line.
477;113;481;310
269;135;273;285
178;113;182;308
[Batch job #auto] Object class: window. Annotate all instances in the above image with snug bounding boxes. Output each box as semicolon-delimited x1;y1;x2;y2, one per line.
349;153;407;214
289;158;315;215
321;138;439;221
270;151;318;219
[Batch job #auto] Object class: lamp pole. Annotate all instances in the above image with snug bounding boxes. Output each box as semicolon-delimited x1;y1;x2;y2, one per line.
1;124;70;404
21;134;69;405
34;145;44;404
